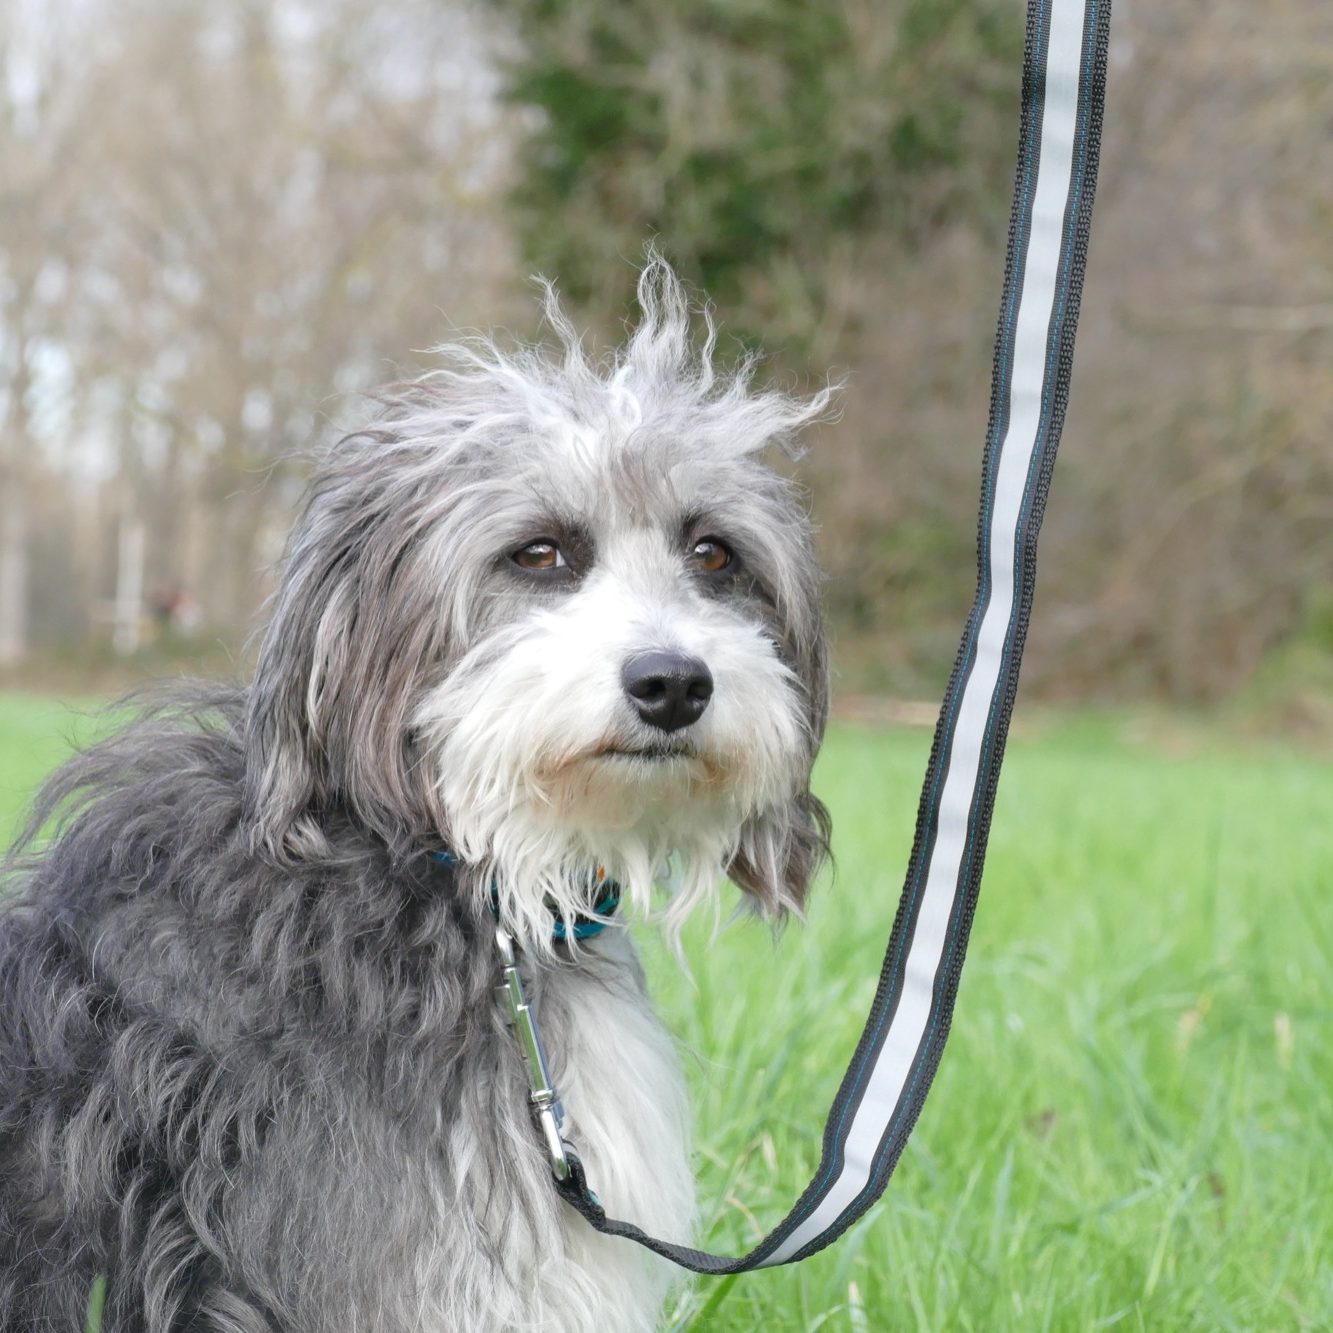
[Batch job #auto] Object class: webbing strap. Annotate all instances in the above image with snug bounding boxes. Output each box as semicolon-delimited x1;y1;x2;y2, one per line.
556;0;1112;1271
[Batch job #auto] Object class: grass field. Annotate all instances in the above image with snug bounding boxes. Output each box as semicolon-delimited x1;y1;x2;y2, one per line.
2;694;1330;1330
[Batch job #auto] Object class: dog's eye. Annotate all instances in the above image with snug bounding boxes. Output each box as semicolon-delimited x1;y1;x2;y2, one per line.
512;540;568;572
689;538;732;575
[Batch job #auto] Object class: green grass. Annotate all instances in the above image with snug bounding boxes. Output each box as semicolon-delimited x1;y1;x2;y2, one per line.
3;695;1330;1330
83;1274;106;1333
0;694;105;844
648;721;1333;1329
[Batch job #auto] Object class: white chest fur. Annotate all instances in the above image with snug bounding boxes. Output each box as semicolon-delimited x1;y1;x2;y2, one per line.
415;929;695;1333
537;930;695;1332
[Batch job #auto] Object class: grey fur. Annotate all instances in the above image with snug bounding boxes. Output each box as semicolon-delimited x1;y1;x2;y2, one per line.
0;257;831;1330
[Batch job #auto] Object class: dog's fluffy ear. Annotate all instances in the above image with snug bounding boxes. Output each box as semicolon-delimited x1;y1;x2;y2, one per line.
727;788;832;916
727;610;832;915
242;461;445;859
244;649;323;860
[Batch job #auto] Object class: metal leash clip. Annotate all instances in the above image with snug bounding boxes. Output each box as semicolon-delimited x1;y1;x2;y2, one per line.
494;925;578;1182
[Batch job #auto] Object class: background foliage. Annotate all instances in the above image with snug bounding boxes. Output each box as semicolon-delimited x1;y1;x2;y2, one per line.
501;0;1019;338
0;0;1329;715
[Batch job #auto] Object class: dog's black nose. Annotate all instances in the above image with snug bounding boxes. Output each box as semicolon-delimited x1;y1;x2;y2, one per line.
621;651;714;733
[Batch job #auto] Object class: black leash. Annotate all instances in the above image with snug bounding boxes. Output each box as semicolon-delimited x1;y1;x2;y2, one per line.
525;0;1112;1272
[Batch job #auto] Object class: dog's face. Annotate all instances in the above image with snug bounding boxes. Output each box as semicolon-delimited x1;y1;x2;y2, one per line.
245;259;832;945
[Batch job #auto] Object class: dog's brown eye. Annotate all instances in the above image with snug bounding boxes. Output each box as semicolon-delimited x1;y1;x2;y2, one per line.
513;540;567;572
689;538;732;574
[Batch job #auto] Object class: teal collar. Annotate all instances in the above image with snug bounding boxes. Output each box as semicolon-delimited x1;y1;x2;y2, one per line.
429;850;621;942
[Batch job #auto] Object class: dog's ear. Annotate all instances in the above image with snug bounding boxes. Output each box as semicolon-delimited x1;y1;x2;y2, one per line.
242;534;353;859
727;786;832;916
727;603;832;914
242;466;445;859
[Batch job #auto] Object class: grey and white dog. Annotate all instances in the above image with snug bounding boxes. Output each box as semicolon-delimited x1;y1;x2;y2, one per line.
0;258;832;1332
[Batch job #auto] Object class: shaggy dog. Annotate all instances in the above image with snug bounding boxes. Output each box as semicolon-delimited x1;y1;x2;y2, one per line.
0;258;832;1332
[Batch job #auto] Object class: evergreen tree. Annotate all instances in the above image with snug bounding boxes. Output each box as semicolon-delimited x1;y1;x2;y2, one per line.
497;0;1019;353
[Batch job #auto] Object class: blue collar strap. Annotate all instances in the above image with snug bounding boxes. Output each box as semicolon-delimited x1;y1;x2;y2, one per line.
429;850;621;943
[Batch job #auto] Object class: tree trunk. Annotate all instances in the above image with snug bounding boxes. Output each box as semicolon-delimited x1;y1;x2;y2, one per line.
113;512;146;656
0;476;28;666
0;339;33;668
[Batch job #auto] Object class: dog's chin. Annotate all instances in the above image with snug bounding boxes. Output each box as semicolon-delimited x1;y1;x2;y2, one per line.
440;736;787;947
536;742;732;830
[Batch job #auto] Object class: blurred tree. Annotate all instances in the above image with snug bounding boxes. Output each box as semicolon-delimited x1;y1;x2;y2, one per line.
0;4;94;664
76;0;515;630
497;0;1019;353
1027;0;1333;702
1;0;517;661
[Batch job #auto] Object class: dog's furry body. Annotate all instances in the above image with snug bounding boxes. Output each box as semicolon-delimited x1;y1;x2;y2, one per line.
0;261;830;1331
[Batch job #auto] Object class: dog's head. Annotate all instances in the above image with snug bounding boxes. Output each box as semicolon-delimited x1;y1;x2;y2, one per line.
244;256;833;945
